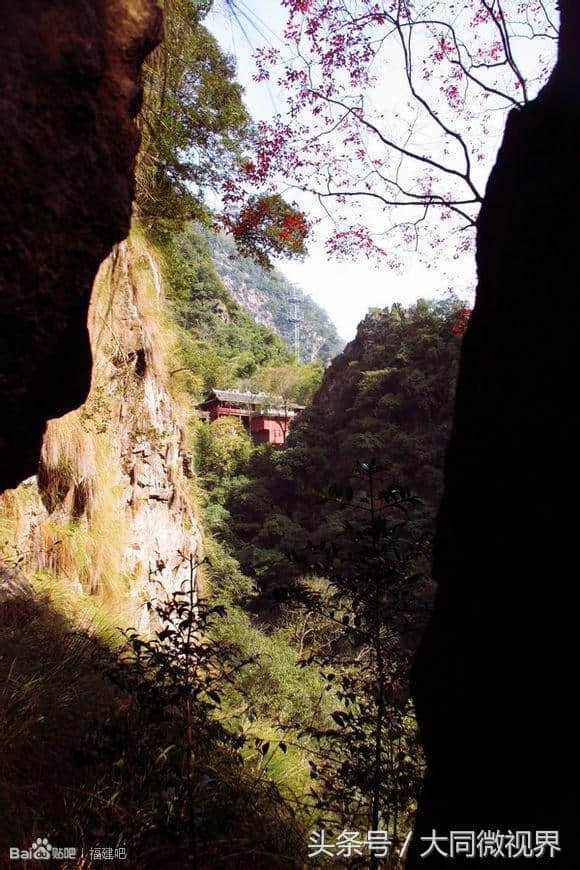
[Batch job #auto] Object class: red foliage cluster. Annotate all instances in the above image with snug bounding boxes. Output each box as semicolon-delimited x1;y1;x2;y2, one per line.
284;0;312;12
225;193;309;265
230;198;270;240
326;226;387;259
279;213;308;242
451;306;472;335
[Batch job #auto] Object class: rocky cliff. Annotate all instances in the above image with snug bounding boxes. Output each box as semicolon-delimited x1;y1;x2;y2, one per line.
0;0;162;492
409;3;580;863
1;236;202;630
0;2;202;627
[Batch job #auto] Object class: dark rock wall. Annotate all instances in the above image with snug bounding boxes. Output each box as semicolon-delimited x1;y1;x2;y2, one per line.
409;4;580;864
0;0;161;491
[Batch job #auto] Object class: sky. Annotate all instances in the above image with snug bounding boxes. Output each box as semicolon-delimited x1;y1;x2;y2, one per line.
205;1;550;341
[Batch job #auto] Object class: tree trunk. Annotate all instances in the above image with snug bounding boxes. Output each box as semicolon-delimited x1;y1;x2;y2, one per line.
408;6;580;865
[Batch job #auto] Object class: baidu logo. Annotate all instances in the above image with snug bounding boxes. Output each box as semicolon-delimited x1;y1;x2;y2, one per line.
10;837;77;860
10;838;52;860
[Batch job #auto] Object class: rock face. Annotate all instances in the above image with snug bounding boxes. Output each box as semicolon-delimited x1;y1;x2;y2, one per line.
90;241;202;629
0;0;162;492
2;238;202;631
409;5;580;864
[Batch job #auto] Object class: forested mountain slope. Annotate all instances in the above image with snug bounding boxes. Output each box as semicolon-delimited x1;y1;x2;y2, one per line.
151;222;327;403
198;225;344;363
205;299;466;599
289;300;464;508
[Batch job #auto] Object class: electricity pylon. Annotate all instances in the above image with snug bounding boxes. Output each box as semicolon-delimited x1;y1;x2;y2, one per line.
288;295;303;364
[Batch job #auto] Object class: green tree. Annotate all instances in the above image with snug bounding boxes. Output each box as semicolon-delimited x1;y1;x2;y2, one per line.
196;417;252;481
292;464;428;866
244;361;324;407
138;2;308;265
137;0;249;226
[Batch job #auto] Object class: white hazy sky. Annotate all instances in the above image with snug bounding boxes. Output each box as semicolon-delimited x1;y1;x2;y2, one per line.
206;1;482;340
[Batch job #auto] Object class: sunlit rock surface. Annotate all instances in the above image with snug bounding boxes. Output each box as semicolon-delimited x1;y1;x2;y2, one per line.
2;240;202;630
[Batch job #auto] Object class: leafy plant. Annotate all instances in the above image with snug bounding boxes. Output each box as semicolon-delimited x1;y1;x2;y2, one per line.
138;2;310;266
195;417;252;481
106;555;255;863
290;462;429;866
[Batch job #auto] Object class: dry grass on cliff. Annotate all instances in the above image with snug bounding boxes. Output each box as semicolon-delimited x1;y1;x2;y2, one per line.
90;230;195;437
0;486;33;562
137;225;208;413
35;411;131;605
39;413;98;513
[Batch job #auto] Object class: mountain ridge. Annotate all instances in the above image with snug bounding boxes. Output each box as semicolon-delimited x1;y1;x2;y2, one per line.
197;226;344;363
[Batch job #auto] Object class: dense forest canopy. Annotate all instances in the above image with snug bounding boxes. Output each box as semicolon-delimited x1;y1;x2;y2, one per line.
201;298;465;600
156;221;332;400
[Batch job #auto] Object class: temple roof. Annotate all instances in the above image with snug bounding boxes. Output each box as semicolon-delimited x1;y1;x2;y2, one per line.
197;388;305;412
211;389;269;403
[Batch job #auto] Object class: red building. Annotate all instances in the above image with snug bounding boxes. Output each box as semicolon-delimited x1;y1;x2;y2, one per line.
196;389;304;446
